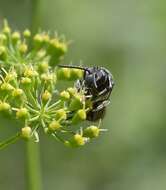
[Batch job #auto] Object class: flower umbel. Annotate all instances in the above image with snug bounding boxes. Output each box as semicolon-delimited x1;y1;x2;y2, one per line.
0;20;106;149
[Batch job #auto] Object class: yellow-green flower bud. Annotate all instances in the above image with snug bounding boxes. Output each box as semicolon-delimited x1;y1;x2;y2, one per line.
12;31;20;43
3;24;11;35
72;109;86;124
42;34;50;43
24;67;38;78
49;39;58;49
19;43;28;54
47;39;67;66
0;102;11;112
0;46;7;60
42;90;52;102
69;94;83;111
67;87;77;96
60;90;70;101
55;109;67;121
83;126;100;138
21;77;32;89
1;83;14;92
64;141;71;147
38;61;49;73
41;73;53;81
49;39;67;52
0;34;7;43
77;109;86;120
23;29;31;38
70;68;83;79
41;73;53;82
57;68;71;80
21;77;31;85
21;126;32;139
36;49;46;59
71;134;85;147
16;108;29;119
33;34;43;48
5;72;17;82
34;34;42;42
48;120;61;131
57;42;67;54
12;88;23;97
0;46;6;53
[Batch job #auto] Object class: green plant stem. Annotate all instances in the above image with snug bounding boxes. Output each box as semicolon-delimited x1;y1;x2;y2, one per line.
26;141;42;190
25;1;42;190
0;133;20;150
31;0;41;35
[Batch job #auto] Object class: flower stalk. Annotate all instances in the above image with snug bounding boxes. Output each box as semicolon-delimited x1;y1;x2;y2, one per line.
0;18;108;190
26;141;42;190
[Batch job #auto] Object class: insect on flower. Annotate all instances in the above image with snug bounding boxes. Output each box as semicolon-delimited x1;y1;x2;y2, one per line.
58;65;115;121
0;20;115;149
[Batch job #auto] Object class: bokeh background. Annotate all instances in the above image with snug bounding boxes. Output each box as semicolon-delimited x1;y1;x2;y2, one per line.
0;0;166;190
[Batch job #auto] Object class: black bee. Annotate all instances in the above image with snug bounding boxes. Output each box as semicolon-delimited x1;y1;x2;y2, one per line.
58;65;115;121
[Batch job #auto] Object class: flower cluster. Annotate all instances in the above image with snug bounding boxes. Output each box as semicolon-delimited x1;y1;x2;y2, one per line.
0;20;104;148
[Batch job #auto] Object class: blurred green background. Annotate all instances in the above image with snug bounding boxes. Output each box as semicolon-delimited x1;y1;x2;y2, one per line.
0;0;166;189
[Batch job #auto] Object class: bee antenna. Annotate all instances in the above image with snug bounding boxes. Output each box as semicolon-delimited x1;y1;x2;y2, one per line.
58;64;89;72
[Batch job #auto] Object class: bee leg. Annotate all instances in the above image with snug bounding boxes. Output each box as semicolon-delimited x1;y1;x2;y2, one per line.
98;88;107;96
108;75;115;88
93;74;98;89
74;80;81;90
98;119;102;128
85;94;93;98
75;79;86;92
94;100;110;111
106;89;112;100
53;89;59;95
98;75;114;97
